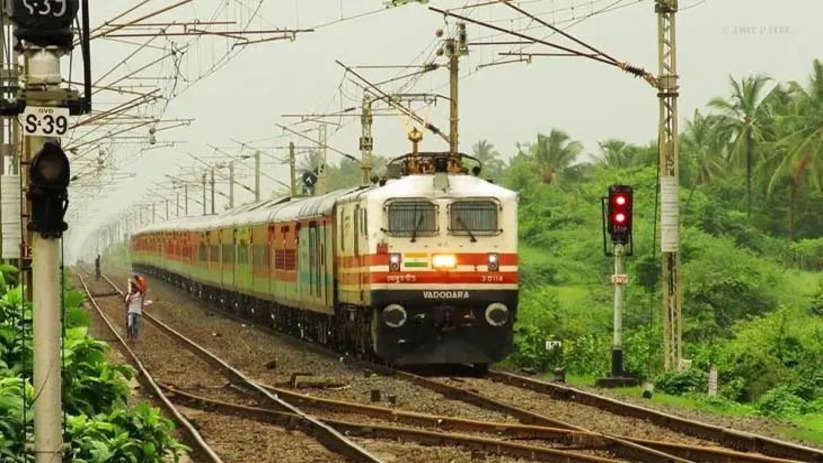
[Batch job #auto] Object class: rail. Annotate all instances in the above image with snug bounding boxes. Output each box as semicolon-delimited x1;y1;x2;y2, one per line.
77;274;224;463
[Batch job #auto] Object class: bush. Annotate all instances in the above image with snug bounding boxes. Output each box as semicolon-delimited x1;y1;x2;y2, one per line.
655;368;708;396
789;238;823;271
66;404;188;462
756;385;808;417
509;324;562;372
0;266;188;461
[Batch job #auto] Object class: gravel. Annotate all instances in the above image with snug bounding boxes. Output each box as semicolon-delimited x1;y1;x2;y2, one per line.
438;376;710;445
75;271;358;463
99;267;628;461
108;267;518;424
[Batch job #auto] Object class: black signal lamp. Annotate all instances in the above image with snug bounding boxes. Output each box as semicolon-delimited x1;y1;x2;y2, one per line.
607;185;633;244
28;141;70;238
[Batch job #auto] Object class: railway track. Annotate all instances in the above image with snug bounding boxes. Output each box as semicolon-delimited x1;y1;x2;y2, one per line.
485;371;823;463
78;272;376;463
82;270;649;462
94;267;820;463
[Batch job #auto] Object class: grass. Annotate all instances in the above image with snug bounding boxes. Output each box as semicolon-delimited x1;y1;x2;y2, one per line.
563;374;823;446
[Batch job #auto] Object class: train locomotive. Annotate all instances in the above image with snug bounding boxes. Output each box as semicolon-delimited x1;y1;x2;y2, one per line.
131;144;518;367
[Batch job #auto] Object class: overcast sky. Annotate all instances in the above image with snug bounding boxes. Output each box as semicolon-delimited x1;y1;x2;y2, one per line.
65;0;822;261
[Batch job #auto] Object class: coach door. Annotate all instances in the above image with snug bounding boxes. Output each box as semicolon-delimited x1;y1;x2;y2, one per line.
354;204;364;301
308;223;317;304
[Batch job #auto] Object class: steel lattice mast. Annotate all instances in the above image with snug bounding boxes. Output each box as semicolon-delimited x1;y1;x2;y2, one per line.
656;0;682;372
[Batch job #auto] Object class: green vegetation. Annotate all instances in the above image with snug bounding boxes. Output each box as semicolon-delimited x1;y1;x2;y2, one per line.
0;266;187;461
319;60;823;432
497;60;823;435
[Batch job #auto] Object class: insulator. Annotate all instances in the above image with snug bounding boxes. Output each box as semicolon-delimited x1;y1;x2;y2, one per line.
622;63;647;78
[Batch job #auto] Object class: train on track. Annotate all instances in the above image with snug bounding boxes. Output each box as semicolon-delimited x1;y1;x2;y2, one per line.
131;145;518;368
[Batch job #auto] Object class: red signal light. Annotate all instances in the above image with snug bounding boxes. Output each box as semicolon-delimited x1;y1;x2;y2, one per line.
607;185;633;244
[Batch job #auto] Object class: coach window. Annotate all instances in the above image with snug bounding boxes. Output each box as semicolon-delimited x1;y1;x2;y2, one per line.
238;239;249;265
199;238;208;262
448;199;500;237
385;199;438;236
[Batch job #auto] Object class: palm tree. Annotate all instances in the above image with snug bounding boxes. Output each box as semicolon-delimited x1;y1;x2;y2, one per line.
471;140;504;179
681;110;725;187
708;74;774;218
527;129;583;185
765;61;823;239
680;110;727;212
596;139;638;169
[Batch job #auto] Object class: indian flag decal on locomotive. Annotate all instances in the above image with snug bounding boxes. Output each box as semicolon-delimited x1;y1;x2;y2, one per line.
403;252;429;269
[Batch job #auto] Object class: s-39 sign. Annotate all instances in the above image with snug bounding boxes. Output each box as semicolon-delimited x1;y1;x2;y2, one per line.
19;106;70;138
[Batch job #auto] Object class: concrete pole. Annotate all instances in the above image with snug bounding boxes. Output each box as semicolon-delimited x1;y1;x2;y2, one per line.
25;47;65;463
254;151;261;202
210;167;215;214
289;142;297;197
656;0;682;372
152;203;156;224
175;188;180;217
184;183;189;216
360;94;374;187
228;162;235;208
202;173;207;215
612;243;626;377
165;199;169;220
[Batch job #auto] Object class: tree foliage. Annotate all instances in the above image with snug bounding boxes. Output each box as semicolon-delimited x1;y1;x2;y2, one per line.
488;61;823;420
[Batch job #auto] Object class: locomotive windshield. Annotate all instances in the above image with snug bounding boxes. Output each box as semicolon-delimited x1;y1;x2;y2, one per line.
449;200;499;235
386;200;438;236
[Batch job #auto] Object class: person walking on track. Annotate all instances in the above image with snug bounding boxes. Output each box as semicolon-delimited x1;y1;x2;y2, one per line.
94;254;101;280
124;279;145;342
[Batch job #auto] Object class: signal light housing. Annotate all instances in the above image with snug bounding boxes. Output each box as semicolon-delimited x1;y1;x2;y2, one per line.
607;185;633;245
28;141;70;238
12;0;80;48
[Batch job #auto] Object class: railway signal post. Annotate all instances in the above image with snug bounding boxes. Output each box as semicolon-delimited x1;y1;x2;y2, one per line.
10;0;92;459
598;186;638;388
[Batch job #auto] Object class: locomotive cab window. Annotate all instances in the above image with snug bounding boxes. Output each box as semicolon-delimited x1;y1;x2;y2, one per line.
449;199;500;236
385;199;438;236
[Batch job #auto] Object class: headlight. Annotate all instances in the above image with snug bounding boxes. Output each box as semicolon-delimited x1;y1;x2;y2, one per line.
432;254;456;269
488;253;499;272
389;253;402;272
383;304;407;328
485;303;509;327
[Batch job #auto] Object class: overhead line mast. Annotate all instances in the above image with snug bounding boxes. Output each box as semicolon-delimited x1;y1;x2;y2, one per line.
656;0;682;372
432;1;684;371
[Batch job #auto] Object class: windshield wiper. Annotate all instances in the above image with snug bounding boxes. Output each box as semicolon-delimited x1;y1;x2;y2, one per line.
457;215;477;243
411;213;424;243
